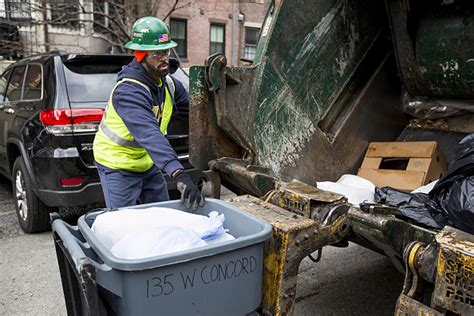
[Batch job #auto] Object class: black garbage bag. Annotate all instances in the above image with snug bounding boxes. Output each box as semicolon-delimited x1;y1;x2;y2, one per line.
374;187;449;230
434;176;474;234
430;134;474;234
374;134;474;233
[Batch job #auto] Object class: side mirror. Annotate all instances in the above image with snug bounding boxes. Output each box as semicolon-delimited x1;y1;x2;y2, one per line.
169;58;180;75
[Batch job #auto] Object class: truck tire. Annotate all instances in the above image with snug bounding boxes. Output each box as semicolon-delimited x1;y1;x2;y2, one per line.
12;157;50;233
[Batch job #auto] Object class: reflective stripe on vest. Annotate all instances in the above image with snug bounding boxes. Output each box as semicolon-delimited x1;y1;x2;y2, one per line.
165;75;175;104
100;121;141;148
93;77;175;172
99;77;174;145
99;78;151;148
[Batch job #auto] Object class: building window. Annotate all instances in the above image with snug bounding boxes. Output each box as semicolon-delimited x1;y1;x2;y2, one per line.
244;27;259;60
170;18;187;58
93;1;121;34
5;0;31;20
93;0;108;33
49;0;80;28
210;23;224;55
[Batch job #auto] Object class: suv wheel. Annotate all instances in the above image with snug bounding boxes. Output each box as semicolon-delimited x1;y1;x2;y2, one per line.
12;157;51;233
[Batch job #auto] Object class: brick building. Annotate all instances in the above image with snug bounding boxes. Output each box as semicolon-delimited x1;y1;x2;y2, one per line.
159;0;270;67
0;0;270;67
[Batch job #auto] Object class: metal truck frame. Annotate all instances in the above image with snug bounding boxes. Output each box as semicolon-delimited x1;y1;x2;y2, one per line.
189;0;474;314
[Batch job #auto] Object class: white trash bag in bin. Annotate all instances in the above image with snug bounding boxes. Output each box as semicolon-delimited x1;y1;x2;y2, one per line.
111;227;207;260
91;207;234;260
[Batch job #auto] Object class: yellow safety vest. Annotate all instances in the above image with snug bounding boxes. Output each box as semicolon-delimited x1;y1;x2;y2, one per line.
93;77;175;172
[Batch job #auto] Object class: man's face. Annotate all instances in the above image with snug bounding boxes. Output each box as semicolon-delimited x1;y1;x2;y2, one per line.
144;49;170;78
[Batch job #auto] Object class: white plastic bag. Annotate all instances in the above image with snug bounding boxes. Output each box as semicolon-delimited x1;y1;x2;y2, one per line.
91;207;227;250
204;232;235;245
91;207;234;260
411;180;439;194
337;174;375;191
317;174;375;205
111;226;207;259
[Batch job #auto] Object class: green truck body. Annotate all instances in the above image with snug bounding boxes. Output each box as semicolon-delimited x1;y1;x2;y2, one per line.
189;1;474;314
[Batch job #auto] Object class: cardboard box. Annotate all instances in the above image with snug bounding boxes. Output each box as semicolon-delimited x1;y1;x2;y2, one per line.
357;141;447;191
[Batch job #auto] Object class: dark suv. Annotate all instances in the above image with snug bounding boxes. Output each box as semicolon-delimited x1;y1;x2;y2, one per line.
0;52;204;233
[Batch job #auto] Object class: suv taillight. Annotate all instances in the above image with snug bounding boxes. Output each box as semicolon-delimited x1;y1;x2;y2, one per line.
40;109;104;135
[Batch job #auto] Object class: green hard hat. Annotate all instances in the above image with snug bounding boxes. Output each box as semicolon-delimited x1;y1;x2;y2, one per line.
125;16;177;51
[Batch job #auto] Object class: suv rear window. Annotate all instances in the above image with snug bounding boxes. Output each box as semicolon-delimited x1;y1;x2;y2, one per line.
63;57;131;107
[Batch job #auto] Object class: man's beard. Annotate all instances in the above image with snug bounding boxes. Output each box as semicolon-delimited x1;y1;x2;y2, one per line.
152;61;169;77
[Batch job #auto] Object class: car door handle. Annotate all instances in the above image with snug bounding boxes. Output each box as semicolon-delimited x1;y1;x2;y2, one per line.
4;108;14;114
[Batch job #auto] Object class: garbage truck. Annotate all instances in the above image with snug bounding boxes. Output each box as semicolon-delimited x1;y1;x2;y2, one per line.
187;0;474;314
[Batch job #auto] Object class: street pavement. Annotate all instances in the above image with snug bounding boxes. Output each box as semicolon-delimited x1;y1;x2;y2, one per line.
0;175;404;315
0;176;65;315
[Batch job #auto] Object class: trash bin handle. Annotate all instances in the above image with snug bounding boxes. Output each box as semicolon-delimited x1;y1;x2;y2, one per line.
52;220;111;272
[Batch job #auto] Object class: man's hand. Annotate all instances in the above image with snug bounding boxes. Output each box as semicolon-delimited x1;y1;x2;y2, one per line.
174;172;205;210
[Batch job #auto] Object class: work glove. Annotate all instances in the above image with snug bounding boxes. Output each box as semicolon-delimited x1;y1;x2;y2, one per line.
174;172;205;210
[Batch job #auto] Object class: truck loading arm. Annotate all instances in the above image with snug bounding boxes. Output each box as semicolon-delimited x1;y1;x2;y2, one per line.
228;194;350;315
195;73;474;315
188;1;474;313
202;159;474;315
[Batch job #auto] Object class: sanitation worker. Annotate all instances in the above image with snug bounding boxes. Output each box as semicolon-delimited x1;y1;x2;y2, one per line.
93;16;204;210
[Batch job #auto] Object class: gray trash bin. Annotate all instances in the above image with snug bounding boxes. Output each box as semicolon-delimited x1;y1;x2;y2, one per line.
52;198;272;316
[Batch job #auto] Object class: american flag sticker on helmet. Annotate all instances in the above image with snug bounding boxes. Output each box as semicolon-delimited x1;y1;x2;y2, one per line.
158;33;169;43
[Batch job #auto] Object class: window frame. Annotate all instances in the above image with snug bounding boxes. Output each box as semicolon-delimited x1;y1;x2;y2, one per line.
21;63;44;102
243;27;260;61
48;0;81;29
5;65;27;103
0;68;12;103
209;23;225;55
170;17;188;59
5;0;32;21
4;63;44;104
93;0;109;34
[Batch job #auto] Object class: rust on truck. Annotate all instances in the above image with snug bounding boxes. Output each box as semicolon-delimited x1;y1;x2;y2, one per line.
189;0;474;314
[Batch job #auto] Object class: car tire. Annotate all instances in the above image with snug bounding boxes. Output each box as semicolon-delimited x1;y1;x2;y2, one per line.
12;157;51;233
